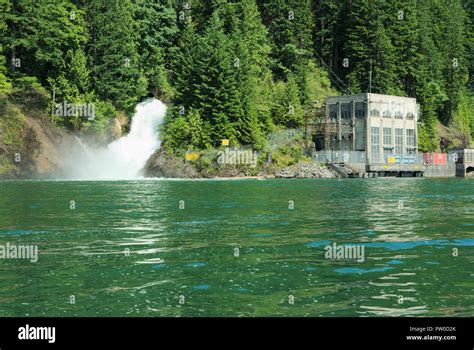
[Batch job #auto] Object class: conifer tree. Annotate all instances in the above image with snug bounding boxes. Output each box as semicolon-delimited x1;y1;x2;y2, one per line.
274;74;304;128
231;0;271;145
343;0;401;94
0;0;10;94
438;0;469;123
87;0;146;114
3;0;88;85
384;0;420;96
258;0;314;80
194;13;241;142
135;0;178;98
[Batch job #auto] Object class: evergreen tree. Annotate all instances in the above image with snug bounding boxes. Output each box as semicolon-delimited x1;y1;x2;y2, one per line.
273;74;304;128
0;51;11;95
313;0;342;70
343;0;401;94
194;13;241;142
230;0;271;145
87;0;146;114
438;0;469;123
462;0;474;88
172;22;200;110
384;0;420;96
135;0;178;98
3;0;88;85
258;0;314;81
0;0;10;94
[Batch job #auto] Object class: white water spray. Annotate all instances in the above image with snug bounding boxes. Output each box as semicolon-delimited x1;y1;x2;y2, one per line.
65;99;166;180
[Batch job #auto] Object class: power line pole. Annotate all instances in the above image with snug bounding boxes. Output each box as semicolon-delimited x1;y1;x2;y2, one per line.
369;59;373;94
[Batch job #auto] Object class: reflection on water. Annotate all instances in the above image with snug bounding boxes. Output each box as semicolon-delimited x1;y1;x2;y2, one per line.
0;178;472;316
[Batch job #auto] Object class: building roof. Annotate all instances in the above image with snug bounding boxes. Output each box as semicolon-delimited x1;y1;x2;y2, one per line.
326;93;417;103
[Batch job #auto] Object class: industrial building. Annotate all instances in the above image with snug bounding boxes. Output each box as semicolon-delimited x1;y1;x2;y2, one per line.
308;93;424;177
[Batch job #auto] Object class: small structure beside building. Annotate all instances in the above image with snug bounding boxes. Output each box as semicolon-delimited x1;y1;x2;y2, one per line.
423;152;456;178
307;93;423;177
452;149;474;177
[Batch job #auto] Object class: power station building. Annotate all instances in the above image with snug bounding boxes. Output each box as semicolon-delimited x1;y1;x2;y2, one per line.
311;93;423;176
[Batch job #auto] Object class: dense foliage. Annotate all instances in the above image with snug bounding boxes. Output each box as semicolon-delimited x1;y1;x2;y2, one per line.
1;0;473;151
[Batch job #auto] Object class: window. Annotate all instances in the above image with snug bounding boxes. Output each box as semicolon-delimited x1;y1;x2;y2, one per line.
395;128;403;155
383;147;394;161
371;127;380;162
370;109;380;117
329;104;337;123
341;103;351;123
370;102;382;117
406;104;415;120
393;103;404;119
406;129;415;147
355;102;365;118
382;102;391;118
383;127;392;145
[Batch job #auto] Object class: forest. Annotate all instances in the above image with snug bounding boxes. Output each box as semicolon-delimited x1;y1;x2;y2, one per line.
1;0;473;156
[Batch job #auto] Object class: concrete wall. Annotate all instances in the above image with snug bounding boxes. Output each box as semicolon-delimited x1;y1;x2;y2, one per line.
424;163;456;177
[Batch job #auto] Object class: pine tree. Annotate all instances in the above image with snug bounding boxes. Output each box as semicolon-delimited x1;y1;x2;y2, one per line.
453;90;472;146
230;0;271;145
462;0;474;88
384;0;420;96
0;51;11;95
371;13;402;95
135;0;178;98
172;22;201;113
438;0;470;123
258;0;314;80
194;13;241;142
87;0;146;114
313;0;342;70
274;74;304;128
0;0;10;94
342;0;371;93
3;0;88;85
342;0;401;94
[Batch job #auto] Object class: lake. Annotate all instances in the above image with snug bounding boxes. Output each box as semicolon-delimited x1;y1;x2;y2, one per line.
0;178;472;316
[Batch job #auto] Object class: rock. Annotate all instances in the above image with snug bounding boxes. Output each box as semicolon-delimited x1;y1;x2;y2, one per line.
275;161;334;179
142;149;199;178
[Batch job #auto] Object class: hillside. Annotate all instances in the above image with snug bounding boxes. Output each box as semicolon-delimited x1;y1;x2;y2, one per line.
0;0;473;179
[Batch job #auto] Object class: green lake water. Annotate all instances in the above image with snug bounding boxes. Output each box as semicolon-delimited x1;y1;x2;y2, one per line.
0;178;472;317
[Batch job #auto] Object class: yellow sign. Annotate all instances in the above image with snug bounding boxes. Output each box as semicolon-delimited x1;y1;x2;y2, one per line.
185;152;200;162
387;157;396;164
222;139;230;146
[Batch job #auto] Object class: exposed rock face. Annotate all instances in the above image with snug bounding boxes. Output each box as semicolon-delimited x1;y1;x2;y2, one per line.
22;116;78;178
0;97;123;179
0;110;78;179
143;149;200;178
276;162;334;178
143;149;334;179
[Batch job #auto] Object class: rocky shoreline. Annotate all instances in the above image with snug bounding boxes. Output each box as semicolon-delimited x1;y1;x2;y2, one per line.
143;149;335;179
